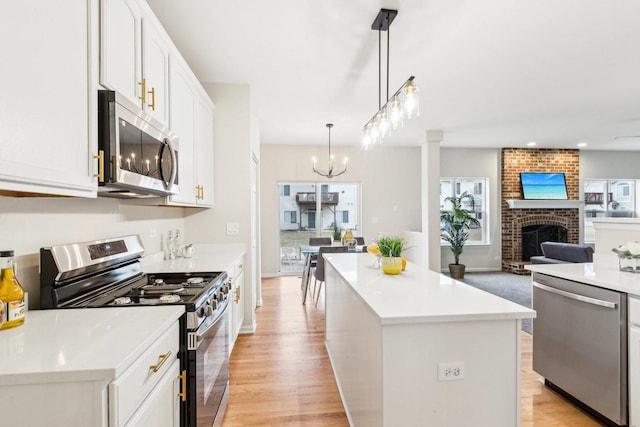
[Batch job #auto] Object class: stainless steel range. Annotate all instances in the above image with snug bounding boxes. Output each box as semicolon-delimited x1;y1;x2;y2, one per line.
39;235;230;427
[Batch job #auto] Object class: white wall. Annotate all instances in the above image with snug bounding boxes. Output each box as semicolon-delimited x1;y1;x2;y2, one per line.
439;148;502;272
0;197;184;307
260;145;422;276
580;151;640;179
184;82;258;332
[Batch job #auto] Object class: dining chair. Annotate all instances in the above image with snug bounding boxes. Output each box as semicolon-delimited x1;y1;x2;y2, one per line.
309;237;332;246
313;246;348;307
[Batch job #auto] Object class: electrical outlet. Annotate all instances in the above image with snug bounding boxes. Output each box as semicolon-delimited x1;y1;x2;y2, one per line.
438;362;465;381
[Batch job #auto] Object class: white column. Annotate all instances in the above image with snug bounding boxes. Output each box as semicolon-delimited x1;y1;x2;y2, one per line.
422;131;442;272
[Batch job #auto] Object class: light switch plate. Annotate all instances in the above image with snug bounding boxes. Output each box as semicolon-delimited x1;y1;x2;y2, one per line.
226;222;240;235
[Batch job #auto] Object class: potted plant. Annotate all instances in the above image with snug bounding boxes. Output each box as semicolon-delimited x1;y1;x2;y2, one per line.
376;235;405;275
440;192;481;279
332;224;342;244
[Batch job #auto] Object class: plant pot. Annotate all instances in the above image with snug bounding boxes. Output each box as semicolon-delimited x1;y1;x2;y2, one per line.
449;263;465;279
382;256;403;275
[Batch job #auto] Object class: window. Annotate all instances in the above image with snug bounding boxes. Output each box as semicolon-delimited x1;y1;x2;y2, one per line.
584;179;637;242
440;177;489;244
284;210;297;224
277;182;360;273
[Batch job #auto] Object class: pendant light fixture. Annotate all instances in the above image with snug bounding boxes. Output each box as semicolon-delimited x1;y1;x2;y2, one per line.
362;9;419;149
312;123;348;178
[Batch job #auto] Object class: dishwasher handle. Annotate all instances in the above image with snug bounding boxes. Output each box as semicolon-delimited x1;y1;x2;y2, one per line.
533;282;617;309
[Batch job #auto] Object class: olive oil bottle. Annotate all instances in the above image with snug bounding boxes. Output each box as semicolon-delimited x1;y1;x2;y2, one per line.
0;250;25;330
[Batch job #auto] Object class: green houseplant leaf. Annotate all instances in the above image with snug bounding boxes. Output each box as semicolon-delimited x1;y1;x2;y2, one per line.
440;192;481;265
376;236;405;257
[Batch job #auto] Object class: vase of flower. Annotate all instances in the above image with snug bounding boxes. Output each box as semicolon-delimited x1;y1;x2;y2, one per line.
612;242;640;273
619;257;640;273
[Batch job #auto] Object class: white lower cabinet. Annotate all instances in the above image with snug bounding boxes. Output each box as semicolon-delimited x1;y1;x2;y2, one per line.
109;322;180;426
629;297;640;426
230;256;245;347
0;307;183;427
122;359;181;427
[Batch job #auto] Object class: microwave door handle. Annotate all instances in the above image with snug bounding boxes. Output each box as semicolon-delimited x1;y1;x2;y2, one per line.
165;137;178;188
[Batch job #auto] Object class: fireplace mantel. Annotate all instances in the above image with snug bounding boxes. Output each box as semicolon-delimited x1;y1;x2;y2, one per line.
506;200;583;209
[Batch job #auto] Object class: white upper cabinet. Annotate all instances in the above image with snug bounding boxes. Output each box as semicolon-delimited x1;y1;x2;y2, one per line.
100;0;169;124
0;0;98;197
100;0;142;108
141;16;170;124
195;96;215;207
168;56;197;205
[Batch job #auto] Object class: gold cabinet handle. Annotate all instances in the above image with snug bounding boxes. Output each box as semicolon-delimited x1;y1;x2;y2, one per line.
199;185;204;200
148;87;156;110
234;286;240;303
138;79;147;103
149;350;171;373
177;370;187;402
94;150;104;182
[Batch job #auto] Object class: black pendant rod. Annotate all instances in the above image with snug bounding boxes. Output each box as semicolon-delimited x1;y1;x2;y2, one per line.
386;21;390;103
378;28;382;109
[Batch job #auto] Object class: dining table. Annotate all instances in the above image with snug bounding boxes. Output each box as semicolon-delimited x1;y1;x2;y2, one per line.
300;244;364;304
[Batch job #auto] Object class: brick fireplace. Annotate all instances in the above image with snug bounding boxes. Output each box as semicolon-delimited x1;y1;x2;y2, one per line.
501;148;580;274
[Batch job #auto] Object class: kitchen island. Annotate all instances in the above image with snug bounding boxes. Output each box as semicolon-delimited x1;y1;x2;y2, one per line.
324;253;535;427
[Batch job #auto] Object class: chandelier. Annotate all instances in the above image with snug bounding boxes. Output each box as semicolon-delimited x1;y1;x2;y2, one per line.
362;9;419;149
312;123;348;178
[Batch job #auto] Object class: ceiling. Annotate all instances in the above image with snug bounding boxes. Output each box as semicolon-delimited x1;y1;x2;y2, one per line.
146;0;640;150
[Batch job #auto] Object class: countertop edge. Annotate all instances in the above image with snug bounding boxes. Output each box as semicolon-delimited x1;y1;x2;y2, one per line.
327;253;536;324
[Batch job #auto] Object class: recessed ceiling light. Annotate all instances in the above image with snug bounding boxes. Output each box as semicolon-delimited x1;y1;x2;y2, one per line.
577;142;587;148
527;141;537;147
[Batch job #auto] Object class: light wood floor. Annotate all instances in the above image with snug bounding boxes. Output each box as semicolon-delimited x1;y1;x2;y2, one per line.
222;276;604;426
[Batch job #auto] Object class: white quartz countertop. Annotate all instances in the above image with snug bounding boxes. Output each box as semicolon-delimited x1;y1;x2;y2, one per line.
0;306;184;385
526;262;640;296
326;253;536;325
142;243;246;274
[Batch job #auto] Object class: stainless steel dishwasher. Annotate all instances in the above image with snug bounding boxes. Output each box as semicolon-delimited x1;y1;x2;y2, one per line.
532;272;627;426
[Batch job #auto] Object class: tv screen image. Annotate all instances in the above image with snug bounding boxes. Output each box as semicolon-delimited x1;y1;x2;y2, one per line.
520;172;568;200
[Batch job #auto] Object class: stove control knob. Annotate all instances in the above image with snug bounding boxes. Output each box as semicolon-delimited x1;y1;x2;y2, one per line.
204;304;214;317
216;292;224;302
222;284;230;294
198;307;205;317
210;299;217;311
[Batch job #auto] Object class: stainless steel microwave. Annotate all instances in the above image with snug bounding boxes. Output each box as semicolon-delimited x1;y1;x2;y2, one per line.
97;90;179;198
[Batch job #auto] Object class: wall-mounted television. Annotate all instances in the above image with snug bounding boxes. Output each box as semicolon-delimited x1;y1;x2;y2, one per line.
520;172;568;200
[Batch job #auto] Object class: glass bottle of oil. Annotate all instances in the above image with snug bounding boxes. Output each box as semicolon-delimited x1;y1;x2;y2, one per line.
0;250;25;330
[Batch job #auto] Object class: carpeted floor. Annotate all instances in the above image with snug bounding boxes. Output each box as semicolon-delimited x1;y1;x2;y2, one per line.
458;272;533;334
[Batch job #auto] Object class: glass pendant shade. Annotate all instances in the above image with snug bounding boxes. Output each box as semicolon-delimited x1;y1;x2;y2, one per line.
388;95;403;129
377;109;390;137
402;80;419;119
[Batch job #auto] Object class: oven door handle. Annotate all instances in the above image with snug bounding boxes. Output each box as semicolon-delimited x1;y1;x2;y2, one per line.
533;282;617;309
196;300;230;342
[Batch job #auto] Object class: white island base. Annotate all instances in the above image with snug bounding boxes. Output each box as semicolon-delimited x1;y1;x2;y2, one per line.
324;253;535;427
